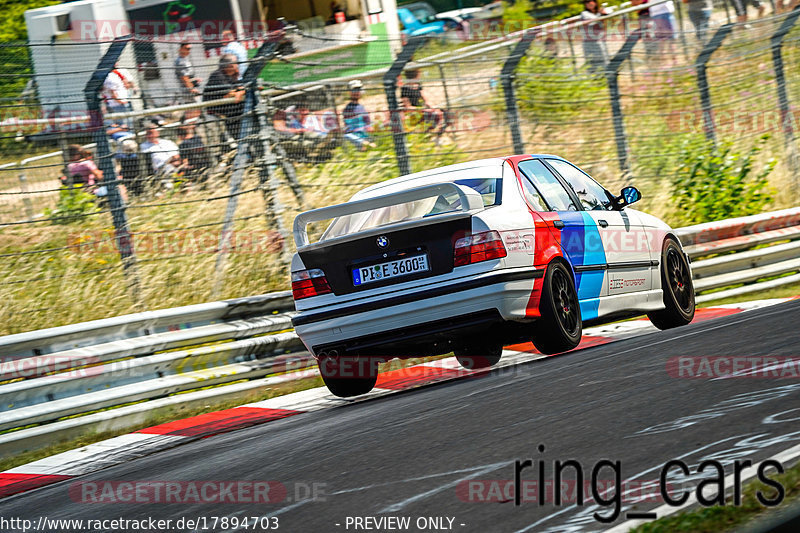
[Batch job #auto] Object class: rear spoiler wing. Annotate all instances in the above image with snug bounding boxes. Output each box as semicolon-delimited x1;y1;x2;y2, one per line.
293;182;485;248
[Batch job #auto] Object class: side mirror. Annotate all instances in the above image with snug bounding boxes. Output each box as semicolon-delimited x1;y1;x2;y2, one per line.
615;186;641;209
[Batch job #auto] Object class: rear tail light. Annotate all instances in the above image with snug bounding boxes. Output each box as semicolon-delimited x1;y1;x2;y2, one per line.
292;268;332;300
454;230;507;267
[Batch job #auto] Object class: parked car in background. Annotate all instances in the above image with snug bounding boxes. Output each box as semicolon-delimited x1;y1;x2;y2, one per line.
397;7;447;38
402;1;481;30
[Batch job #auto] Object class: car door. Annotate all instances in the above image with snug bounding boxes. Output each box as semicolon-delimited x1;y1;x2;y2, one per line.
516;159;607;320
544;158;653;297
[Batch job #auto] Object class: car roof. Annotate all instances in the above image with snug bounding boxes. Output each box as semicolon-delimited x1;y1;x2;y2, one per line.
353;158;506;198
353;155;571;197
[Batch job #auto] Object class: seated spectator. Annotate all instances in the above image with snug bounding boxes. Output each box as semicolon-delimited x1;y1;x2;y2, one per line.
105;119;134;147
202;54;246;140
400;69;446;135
274;97;326;139
115;139;144;197
65;144;128;201
342;80;376;151
140;124;181;176
177;125;211;177
273;97;340;162
64;144;102;188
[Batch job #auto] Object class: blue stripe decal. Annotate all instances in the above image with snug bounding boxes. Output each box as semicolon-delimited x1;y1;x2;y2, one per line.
580;297;601;322
557;212;606;322
579;212;605;320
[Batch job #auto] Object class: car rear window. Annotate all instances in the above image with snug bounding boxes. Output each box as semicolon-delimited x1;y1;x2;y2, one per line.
318;178;501;242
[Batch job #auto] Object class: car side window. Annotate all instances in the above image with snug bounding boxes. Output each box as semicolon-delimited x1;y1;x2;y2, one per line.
518;174;548;211
546;159;612;211
517;159;578;212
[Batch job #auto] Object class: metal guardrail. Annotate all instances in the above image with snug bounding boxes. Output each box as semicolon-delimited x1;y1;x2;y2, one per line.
1;208;798;456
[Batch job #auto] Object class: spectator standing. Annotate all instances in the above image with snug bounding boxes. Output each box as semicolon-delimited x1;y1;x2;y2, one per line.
685;0;713;42
580;0;609;74
140;125;181;176
631;0;658;57
342;80;375;150
400;69;445;135
733;0;766;24
102;63;135;128
649;0;677;64
202;54;246;140
175;42;201;103
221;30;248;76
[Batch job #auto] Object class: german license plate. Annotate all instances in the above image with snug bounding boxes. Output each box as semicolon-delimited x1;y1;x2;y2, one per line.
352;254;429;286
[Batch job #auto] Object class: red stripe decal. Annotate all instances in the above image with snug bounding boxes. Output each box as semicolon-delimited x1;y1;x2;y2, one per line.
376;366;474;390
0;473;72;498
136;407;302;437
507;335;612;354
691;307;742;322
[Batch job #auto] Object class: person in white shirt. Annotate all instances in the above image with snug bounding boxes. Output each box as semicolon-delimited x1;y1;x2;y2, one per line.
103;63;136;128
140;125;181;175
221;30;248;77
580;0;609;74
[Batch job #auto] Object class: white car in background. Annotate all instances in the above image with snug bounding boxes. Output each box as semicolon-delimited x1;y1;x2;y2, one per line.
291;155;695;397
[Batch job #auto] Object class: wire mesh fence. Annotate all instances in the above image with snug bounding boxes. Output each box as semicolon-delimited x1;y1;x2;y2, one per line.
1;3;800;334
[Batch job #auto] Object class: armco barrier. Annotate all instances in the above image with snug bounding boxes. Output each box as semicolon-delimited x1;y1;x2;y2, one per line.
0;209;798;457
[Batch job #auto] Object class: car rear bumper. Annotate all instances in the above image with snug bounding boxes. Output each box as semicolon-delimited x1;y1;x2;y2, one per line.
292;267;543;357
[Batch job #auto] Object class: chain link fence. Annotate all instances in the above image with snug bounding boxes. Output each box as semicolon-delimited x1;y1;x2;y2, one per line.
1;3;799;333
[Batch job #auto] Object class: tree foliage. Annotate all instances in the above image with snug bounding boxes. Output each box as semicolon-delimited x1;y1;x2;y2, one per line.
0;0;61;100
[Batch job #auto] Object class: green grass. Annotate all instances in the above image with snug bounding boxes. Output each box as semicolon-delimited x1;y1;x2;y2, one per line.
698;280;800;307
631;459;800;532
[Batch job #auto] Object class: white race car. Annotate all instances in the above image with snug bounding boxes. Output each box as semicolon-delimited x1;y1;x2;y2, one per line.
291;155;695;396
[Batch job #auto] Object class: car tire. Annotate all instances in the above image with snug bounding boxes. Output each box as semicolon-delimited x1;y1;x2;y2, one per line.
455;343;502;370
318;355;378;398
531;261;582;355
647;237;695;330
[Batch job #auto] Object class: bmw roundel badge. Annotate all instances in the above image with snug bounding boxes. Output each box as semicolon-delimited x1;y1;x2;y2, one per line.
376;236;389;248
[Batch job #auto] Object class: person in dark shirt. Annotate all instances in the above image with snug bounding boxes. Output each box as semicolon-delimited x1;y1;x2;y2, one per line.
114;139;144;197
202;54;246;139
177;125;211;179
399;69;445;135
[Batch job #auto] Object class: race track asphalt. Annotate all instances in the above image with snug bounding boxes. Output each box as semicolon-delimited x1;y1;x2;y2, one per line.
2;299;800;533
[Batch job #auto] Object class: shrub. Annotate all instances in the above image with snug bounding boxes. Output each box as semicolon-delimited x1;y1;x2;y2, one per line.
669;135;775;226
44;185;98;225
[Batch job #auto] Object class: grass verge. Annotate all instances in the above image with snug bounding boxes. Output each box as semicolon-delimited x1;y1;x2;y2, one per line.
0;353;451;471
631;459;800;532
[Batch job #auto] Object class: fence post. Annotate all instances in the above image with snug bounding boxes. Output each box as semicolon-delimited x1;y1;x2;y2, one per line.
16;169;34;221
695;24;734;145
212;38;281;298
605;30;641;182
383;36;428;176
83;35;141;305
501;30;536;155
770;6;800;183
